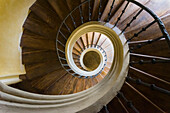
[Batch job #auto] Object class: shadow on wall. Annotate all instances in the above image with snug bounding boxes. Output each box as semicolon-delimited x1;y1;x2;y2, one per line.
0;0;36;84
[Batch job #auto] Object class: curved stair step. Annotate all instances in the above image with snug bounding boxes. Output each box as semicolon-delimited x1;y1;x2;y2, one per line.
129;39;170;58
22;30;55;41
73;78;84;93
30;0;61;29
126;80;170;112
100;0;124;21
22;51;58;65
23;60;62;80
129;59;170;82
129;66;170;91
22;48;46;53
124;14;170;41
66;0;81;11
83;78;93;90
20;36;56;51
92;0;108;21
45;73;73;95
120;82;165;113
60;76;78;95
31;68;68;92
109;0;149;26
48;0;70;20
23;13;57;39
121;0;170;32
102;97;129;113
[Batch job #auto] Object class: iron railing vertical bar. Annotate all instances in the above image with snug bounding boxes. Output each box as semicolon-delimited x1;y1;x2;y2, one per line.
120;8;143;34
98;0;102;21
88;0;92;21
118;92;140;113
107;0;115;22
127;20;156;42
114;1;130;27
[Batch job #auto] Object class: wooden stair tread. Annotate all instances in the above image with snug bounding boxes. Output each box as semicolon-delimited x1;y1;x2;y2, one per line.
24;60;62;80
22;48;47;54
100;0;124;21
81;0;90;23
30;0;61;29
130;39;170;58
91;77;98;86
126;81;170;112
45;73;73;95
92;0;108;21
109;0;149;25
60;76;78;95
129;66;170;90
66;0;81;11
23;13;57;39
83;79;93;90
73;78;84;93
104;97;129;113
22;29;55;41
121;0;170;32
31;68;68;91
21;36;56;51
48;0;70;20
120;82;164;113
130;61;170;82
125;14;170;41
22;51;58;65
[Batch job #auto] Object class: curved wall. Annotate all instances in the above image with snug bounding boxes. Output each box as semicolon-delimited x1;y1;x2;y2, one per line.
0;0;35;84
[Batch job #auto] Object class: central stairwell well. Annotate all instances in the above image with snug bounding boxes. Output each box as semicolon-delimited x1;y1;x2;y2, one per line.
0;0;170;113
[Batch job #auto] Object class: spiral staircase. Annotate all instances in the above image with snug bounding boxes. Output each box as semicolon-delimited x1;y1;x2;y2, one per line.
0;0;170;112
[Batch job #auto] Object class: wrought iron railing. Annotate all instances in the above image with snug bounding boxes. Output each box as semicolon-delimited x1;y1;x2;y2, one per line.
55;0;170;111
56;0;170;78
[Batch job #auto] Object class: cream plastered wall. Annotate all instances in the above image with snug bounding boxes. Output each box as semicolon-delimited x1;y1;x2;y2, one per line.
0;0;36;84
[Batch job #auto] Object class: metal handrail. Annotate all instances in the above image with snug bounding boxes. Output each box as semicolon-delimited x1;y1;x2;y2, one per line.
56;0;170;79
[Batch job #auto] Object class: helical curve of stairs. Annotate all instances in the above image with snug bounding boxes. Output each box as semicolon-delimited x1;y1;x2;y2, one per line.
0;0;170;113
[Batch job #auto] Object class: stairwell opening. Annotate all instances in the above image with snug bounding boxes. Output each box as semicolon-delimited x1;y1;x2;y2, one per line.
83;51;101;71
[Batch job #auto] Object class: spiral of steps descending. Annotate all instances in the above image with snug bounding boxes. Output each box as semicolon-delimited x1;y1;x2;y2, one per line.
0;0;170;113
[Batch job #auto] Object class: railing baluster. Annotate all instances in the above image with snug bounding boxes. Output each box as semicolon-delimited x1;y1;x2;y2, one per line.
130;59;170;65
104;105;109;113
57;40;65;47
98;0;102;21
67;69;72;72
107;0;115;22
126;76;170;95
63;21;71;33
127;0;170;47
114;1;130;27
59;31;67;40
117;92;139;113
130;66;170;85
125;82;166;112
70;14;77;28
79;6;84;24
88;0;92;21
62;64;69;67
57;49;65;54
120;9;143;34
129;36;164;51
59;57;67;61
127;20;156;42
